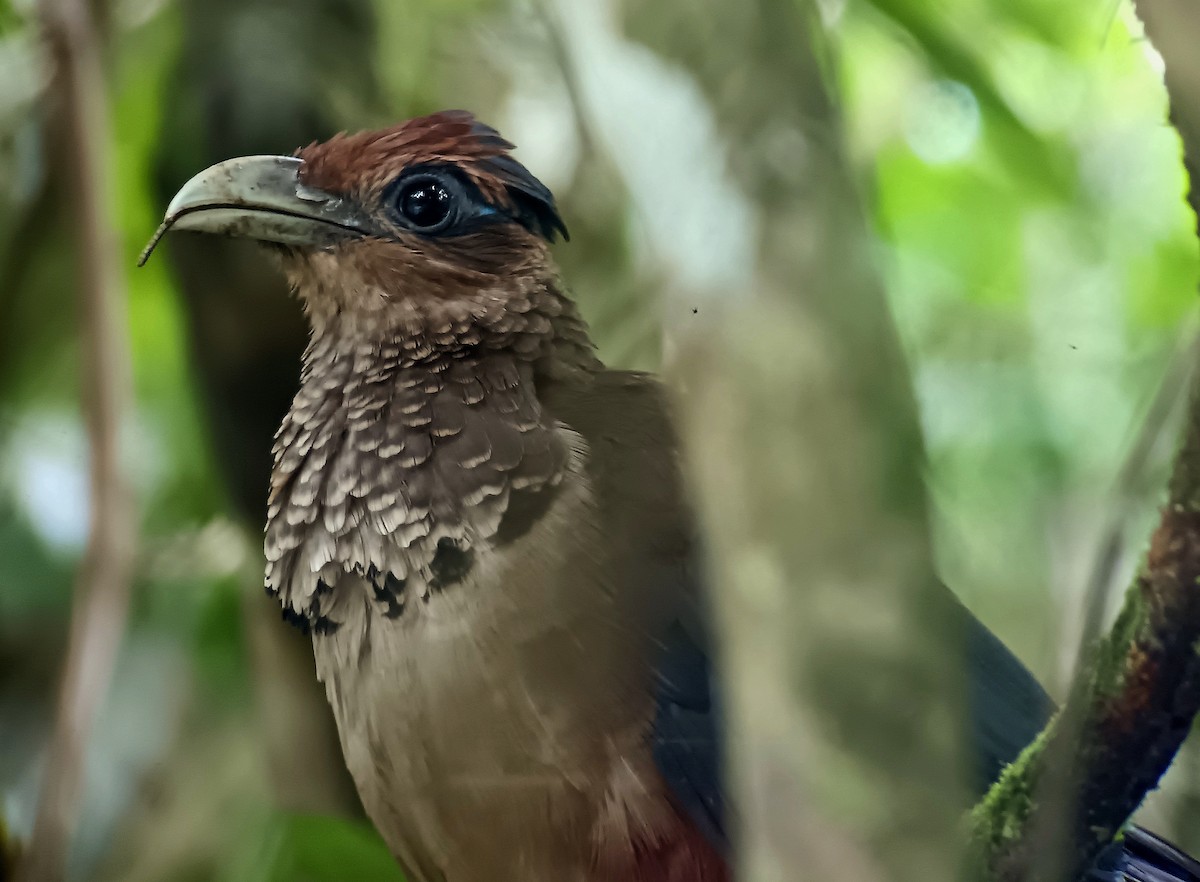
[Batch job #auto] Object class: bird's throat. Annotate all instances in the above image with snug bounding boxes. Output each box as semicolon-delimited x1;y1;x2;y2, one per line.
263;278;598;631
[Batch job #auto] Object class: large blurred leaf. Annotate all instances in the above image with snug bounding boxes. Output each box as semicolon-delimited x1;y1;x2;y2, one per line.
858;0;1076;196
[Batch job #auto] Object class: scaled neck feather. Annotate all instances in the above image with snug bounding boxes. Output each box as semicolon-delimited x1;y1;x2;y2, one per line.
265;267;599;629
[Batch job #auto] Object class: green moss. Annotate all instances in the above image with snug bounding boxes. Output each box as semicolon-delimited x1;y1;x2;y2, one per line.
970;720;1053;858
1088;581;1149;703
969;571;1155;877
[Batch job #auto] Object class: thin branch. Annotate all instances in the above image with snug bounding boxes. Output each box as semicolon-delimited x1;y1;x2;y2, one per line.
529;0;599;160
1071;328;1195;666
16;0;136;879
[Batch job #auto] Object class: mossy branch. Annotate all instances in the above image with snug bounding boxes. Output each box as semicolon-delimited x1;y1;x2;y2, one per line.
970;491;1200;882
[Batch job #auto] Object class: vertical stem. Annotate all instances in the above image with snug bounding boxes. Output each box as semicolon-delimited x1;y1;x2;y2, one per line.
17;0;136;879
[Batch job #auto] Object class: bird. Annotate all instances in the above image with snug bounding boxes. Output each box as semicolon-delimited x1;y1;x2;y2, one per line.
142;110;1200;882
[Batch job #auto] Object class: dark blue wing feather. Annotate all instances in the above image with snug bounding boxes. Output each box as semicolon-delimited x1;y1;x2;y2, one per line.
652;618;727;853
1092;829;1200;882
960;597;1056;789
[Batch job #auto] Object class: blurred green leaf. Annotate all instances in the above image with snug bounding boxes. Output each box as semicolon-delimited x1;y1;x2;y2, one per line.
859;0;1075;197
254;814;406;882
191;574;251;701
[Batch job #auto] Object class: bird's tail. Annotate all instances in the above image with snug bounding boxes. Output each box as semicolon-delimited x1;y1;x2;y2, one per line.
1090;827;1200;882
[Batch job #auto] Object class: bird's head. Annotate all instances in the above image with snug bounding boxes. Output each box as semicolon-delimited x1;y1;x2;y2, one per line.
142;111;569;333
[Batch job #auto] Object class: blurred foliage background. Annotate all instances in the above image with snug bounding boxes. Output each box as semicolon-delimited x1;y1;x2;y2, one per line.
0;0;1196;879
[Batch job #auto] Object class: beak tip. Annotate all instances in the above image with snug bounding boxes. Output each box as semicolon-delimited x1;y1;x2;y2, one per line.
137;219;172;267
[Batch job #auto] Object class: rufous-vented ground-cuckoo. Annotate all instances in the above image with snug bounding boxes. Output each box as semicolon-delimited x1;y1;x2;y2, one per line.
144;111;1200;882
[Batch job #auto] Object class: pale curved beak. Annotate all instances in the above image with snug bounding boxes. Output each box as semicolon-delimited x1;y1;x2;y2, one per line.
138;155;373;266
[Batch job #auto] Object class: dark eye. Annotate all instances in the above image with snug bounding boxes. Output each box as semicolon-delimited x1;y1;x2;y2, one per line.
396;178;453;230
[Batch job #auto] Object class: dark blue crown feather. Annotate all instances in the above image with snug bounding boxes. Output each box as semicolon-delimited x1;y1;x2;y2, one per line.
468;120;569;243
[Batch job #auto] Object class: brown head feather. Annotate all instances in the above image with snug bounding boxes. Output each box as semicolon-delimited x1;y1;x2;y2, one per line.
296;110;567;242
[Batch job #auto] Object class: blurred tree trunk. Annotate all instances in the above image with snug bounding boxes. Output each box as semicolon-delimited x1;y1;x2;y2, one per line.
622;1;971;880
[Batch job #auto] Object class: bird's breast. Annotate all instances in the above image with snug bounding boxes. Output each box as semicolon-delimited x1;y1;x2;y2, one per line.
272;362;722;880
310;488;683;881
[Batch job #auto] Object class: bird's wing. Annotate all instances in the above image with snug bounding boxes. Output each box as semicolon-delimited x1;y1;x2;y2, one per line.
957;594;1056;789
652;608;728;852
544;368;728;851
